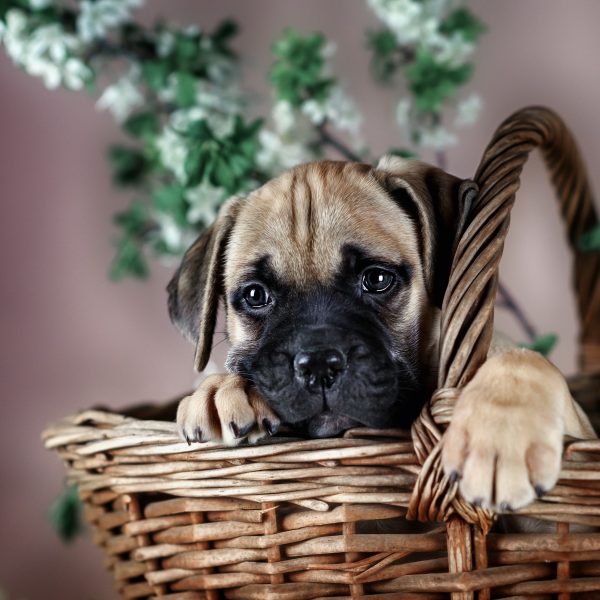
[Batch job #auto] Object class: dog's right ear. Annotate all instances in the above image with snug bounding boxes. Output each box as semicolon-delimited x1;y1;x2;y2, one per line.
167;196;242;372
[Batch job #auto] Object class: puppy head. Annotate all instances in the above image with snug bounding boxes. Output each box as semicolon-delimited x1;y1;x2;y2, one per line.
168;158;476;436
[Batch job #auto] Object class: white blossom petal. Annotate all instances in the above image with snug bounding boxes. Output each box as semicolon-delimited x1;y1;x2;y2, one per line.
185;182;226;225
29;0;53;9
155;127;189;182
63;58;92;90
77;0;141;43
96;71;144;122
257;129;313;174
395;98;411;127
419;125;458;150
455;94;482;127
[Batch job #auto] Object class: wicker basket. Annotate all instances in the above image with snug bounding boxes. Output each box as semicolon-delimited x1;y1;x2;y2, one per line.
43;107;600;599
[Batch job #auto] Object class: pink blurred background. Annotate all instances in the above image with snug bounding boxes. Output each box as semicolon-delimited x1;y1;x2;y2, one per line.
1;1;600;597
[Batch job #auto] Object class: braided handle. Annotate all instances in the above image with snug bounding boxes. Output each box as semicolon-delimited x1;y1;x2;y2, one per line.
408;106;600;525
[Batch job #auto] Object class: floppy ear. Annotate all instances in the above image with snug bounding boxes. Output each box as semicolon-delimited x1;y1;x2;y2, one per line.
167;196;242;372
374;155;478;307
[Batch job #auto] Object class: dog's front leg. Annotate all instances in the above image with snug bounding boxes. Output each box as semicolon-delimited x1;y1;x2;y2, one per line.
176;373;280;446
441;348;596;511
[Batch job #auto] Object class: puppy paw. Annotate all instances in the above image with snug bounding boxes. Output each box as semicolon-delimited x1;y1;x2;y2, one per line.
441;349;566;512
176;373;280;446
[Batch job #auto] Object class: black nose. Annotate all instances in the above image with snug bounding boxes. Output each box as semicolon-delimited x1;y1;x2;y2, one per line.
294;349;346;390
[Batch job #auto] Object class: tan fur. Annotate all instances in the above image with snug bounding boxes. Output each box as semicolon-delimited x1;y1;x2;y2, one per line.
224;161;428;349
172;157;595;513
442;348;596;510
177;373;279;446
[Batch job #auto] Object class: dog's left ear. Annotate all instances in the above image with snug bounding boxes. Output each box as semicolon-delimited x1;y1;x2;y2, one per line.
167;196;242;371
374;155;478;307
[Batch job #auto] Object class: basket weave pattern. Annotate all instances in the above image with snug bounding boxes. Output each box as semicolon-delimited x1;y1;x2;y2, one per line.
44;107;600;599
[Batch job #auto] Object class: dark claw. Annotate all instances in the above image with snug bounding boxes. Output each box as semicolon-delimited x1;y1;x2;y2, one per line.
472;497;484;508
534;485;546;498
184;432;191;446
499;501;513;513
448;470;460;484
230;421;254;439
262;418;280;437
194;427;203;443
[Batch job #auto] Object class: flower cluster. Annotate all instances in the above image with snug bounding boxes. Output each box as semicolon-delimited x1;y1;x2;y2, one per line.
1;8;91;89
367;0;485;152
259;31;363;174
1;0;486;280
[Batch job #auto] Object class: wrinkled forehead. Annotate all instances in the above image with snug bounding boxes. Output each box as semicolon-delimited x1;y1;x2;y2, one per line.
225;161;420;288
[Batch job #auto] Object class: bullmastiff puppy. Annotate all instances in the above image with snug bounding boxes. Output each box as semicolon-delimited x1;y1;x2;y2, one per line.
168;156;595;512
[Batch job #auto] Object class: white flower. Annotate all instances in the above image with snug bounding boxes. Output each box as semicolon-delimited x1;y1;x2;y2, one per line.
430;32;474;67
96;71;144;122
302;87;361;135
77;0;141;43
3;12;90;90
156;30;175;58
272;100;297;135
395;98;411;127
155;127;188;182
26;54;61;88
28;24;78;63
29;0;53;9
63;58;92;90
326;87;362;134
257;129;313;173
2;10;30;62
185;182;226;225
368;0;427;46
184;25;200;37
153;212;192;253
368;0;457;51
455;94;482;127
207;55;236;84
321;40;337;60
301;98;327;126
196;80;241;114
170;106;208;128
419;125;457;150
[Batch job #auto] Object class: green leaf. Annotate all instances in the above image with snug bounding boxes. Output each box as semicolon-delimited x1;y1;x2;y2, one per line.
367;28;398;55
406;49;473;114
578;225;600;252
174;34;200;70
212;156;233;189
123;112;159;139
367;28;404;83
212;19;239;44
269;29;335;107
521;333;559;357
48;484;83;543
107;146;147;185
184;145;207;185
113;200;148;236
440;8;487;43
385;148;419;160
174;71;197;108
185;119;213;140
141;60;169;91
153;185;188;226
110;236;149;281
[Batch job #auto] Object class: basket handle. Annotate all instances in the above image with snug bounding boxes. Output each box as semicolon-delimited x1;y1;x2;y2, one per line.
408;106;600;525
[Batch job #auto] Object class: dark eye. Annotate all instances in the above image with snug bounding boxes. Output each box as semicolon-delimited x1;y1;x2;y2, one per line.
243;284;270;308
361;267;395;294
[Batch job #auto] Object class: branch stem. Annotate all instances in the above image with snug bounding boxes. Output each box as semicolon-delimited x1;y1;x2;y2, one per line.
316;123;362;162
497;281;538;342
